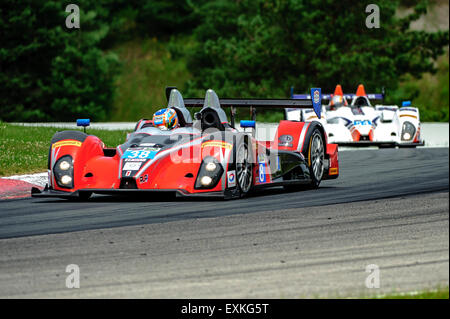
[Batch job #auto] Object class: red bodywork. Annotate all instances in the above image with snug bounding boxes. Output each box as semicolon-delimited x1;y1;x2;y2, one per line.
44;120;339;198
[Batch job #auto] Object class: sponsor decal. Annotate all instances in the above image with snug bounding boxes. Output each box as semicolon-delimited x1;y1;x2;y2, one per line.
123;162;142;171
227;170;236;188
124;158;147;162
125;171;131;177
201;141;233;150
278;135;294;147
313;90;320;104
52;140;82;149
140;143;157;147
257;153;266;163
258;163;266;183
354;120;372;126
139;174;148;184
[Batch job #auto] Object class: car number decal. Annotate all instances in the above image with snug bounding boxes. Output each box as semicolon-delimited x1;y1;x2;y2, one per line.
258;163;266;183
121;149;159;160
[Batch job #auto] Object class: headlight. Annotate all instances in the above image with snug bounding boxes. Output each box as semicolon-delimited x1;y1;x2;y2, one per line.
59;161;71;170
205;162;217;172
195;156;223;189
200;176;213;186
53;155;74;188
401;121;416;141
60;175;72;185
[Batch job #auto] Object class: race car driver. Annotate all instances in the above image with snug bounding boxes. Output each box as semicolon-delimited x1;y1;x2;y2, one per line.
152;108;179;130
327;84;348;111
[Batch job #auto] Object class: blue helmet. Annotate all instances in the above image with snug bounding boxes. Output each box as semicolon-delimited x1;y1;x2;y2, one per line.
152;108;178;130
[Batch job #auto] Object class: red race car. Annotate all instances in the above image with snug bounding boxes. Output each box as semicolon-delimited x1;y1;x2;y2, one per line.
32;88;339;200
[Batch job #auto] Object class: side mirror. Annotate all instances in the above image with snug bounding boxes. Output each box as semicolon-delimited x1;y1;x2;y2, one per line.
77;119;90;133
240;120;256;128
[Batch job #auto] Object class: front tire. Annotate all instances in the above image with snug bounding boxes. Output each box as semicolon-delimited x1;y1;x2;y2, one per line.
235;136;253;197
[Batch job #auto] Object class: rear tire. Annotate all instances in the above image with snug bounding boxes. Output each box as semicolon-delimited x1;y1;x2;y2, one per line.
284;128;325;191
306;129;325;189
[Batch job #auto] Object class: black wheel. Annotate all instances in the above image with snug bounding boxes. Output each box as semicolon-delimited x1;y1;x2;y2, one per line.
283;128;325;192
305;129;325;189
235;136;253;197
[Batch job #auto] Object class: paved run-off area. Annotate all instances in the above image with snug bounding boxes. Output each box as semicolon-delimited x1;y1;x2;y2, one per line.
0;148;448;298
0;192;447;298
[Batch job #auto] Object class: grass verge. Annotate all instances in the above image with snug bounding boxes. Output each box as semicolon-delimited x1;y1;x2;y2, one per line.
0;123;129;177
373;287;449;299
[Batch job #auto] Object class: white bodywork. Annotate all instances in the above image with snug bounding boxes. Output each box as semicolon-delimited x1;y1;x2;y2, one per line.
286;97;423;146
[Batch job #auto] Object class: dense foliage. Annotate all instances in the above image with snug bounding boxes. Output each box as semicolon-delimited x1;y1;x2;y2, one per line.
184;0;449;100
0;0;448;122
0;0;120;121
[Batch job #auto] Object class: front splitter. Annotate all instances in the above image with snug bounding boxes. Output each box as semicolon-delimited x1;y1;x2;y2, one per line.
31;185;234;200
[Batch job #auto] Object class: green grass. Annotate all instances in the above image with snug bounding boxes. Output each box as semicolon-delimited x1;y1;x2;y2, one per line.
0;123;129;177
109;37;192;122
375;287;449;299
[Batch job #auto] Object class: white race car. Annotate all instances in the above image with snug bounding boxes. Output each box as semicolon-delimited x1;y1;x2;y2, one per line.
288;84;424;148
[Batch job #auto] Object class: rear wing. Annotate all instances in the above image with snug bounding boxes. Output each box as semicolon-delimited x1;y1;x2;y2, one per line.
290;87;385;102
182;88;322;122
291;93;384;100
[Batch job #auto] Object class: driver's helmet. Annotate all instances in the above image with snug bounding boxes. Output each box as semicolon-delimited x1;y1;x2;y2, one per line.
152;108;178;130
330;95;345;108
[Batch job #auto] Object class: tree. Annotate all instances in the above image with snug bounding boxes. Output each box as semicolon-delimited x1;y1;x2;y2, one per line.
0;0;119;121
184;0;449;100
136;0;199;38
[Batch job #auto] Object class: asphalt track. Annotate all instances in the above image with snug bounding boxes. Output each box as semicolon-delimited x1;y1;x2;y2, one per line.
0;148;448;298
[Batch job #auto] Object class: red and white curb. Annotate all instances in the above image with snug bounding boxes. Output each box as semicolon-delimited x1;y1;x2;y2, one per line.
0;172;47;200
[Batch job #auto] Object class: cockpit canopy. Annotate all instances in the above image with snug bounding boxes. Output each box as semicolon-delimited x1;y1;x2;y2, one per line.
352;96;371;107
